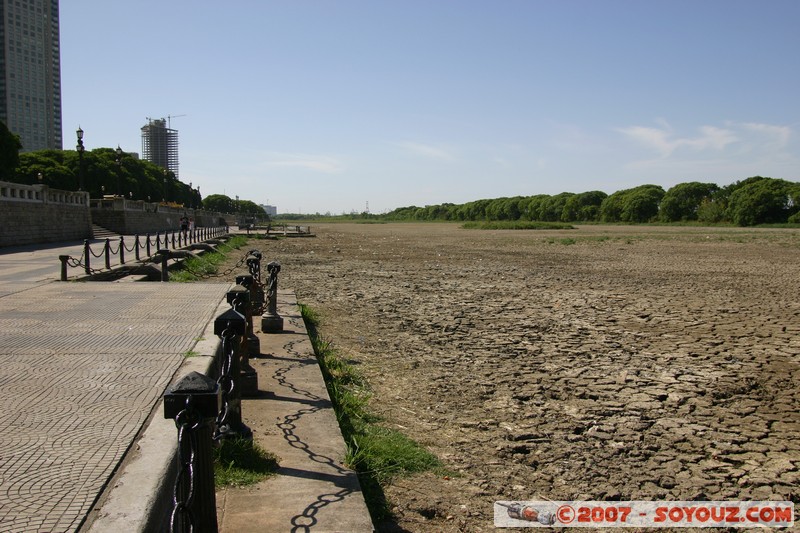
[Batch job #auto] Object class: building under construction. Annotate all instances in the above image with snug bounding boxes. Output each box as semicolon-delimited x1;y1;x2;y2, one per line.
141;118;179;177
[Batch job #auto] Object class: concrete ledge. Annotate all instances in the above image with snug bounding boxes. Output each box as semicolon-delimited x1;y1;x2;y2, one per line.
216;291;374;532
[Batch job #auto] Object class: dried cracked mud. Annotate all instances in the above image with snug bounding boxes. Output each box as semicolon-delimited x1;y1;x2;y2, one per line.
262;223;799;532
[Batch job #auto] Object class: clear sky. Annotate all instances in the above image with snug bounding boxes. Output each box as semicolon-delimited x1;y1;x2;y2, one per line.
60;1;799;215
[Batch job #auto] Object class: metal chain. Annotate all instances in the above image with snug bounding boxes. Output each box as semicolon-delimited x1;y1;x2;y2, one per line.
267;273;277;301
179;250;251;280
122;238;137;253
63;227;230;277
171;397;202;533
88;244;105;258
215;325;236;432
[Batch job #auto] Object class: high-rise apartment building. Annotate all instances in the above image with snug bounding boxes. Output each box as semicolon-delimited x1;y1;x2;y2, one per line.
0;0;62;152
141;118;179;178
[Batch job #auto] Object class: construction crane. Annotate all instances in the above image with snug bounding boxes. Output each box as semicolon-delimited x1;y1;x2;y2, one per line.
167;114;187;129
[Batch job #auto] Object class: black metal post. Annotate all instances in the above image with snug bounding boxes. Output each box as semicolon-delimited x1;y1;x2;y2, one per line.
119;236;125;265
261;261;284;332
59;255;69;281
213;309;253;441
163;371;221;533
135;235;141;261
159;250;170;282
104;238;111;270
76;127;85;191
84;240;91;275
228;284;259;396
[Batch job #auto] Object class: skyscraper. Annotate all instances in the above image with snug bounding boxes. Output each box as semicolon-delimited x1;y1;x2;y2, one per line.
0;0;62;152
141;118;179;178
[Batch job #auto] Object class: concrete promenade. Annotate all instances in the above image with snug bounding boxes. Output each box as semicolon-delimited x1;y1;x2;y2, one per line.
0;240;373;532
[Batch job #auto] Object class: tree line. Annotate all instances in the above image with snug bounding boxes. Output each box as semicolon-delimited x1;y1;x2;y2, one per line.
1;120;266;216
384;178;800;226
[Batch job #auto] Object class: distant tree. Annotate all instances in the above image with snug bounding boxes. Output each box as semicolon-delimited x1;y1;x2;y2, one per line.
203;194;234;213
696;198;727;224
659;182;720;222
0;120;22;179
562;190;607;221
13;147;194;203
521;194;550;220
726;177;800;226
538;192;574;222
601;185;665;223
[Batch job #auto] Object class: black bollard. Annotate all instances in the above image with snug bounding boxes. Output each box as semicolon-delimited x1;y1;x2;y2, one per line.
163;371;221;533
261;261;284;332
134;235;141;261
119;236;126;265
59;255;69;281
104;238;111;270
158;250;170;281
244;258;263;311
213;308;253;441
228;284;259;396
84;240;91;275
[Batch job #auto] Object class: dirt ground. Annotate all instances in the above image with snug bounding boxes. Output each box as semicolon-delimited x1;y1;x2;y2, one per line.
248;223;800;531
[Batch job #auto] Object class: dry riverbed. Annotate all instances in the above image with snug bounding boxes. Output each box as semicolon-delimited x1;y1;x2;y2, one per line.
250;223;799;531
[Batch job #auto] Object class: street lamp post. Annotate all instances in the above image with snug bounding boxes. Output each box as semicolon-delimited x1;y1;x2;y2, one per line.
76;127;85;191
115;146;123;196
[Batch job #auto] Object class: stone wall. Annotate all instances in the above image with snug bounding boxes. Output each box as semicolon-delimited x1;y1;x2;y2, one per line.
90;199;227;235
0;180;228;247
0;182;92;247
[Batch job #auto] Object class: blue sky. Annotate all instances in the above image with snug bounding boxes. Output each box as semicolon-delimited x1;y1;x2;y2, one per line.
60;1;799;215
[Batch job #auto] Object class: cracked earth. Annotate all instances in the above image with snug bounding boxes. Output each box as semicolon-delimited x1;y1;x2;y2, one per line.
261;223;799;532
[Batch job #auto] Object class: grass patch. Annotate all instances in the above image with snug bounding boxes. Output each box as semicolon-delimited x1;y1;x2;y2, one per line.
299;304;444;522
170;235;249;282
214;437;279;487
462;220;574;230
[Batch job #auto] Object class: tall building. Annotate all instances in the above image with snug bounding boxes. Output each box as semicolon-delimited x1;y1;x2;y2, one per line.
0;0;62;152
141;117;179;178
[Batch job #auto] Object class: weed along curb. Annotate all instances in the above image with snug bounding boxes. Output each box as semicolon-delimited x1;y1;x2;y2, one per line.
215;291;374;532
300;304;444;523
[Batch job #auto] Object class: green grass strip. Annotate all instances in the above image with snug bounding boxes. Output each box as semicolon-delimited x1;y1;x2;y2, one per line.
299;304;444;522
214;437;278;487
462;220;574;230
170;235;249;282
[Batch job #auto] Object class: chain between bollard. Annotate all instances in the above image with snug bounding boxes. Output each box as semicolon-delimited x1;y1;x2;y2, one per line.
171;396;200;533
164;371;220;533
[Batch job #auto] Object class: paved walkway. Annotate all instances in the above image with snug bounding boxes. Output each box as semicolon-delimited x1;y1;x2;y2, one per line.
0;240;373;532
0;280;232;532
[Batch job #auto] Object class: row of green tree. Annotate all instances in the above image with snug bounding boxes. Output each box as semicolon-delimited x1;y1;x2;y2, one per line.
385;177;800;226
11;147;203;207
2;120;268;216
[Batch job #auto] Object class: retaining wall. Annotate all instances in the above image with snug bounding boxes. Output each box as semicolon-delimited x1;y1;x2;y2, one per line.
0;182;92;247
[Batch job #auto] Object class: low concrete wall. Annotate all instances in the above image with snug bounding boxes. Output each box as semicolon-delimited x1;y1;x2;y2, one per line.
0;180;228;247
0;182;92;247
91;199;227;235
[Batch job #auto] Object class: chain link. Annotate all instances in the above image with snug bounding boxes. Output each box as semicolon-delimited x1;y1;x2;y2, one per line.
179;250;251;280
59;227;229;278
170;397;202;533
215;325;236;434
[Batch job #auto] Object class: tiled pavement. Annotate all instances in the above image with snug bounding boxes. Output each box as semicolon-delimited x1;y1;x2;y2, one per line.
0;281;232;532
